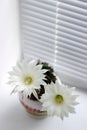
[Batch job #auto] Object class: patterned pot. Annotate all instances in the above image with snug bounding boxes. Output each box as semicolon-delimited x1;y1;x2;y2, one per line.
19;93;47;118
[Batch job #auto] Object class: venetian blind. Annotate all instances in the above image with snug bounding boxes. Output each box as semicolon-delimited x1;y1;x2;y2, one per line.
19;0;87;89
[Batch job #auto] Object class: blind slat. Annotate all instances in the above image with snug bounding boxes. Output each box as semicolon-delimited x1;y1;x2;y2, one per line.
19;0;87;89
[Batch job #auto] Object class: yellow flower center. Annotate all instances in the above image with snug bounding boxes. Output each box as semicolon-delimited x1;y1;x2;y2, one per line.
55;94;64;104
24;76;33;85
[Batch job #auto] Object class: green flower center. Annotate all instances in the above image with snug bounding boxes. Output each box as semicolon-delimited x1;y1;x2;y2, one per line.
24;76;33;85
55;94;64;104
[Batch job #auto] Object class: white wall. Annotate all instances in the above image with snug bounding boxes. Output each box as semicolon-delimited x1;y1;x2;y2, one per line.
0;0;21;85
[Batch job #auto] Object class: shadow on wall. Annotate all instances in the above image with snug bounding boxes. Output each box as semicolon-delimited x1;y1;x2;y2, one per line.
0;0;21;85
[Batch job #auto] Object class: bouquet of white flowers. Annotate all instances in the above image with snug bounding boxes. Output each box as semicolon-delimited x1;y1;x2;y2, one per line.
8;59;78;120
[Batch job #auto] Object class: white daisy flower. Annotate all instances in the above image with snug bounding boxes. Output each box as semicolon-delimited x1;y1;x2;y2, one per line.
8;59;47;97
40;83;78;120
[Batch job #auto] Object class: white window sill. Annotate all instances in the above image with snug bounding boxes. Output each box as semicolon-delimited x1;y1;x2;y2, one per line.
0;84;87;130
